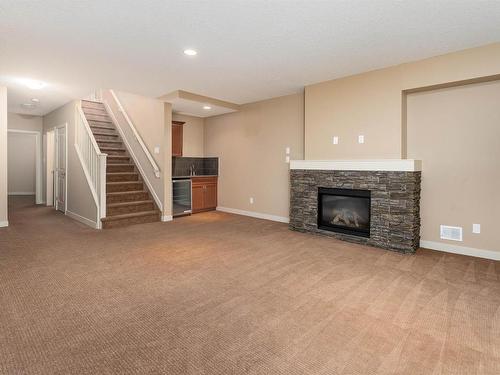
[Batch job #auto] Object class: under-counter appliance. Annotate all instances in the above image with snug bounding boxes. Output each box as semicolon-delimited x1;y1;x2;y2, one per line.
173;178;192;217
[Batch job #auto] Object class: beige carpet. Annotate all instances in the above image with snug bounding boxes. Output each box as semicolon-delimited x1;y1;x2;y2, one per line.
1;196;499;374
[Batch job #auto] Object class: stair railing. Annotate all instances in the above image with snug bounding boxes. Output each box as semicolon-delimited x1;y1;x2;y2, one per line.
75;101;107;226
108;89;160;178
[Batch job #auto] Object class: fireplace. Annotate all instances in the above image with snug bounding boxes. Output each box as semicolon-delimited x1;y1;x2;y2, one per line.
317;187;371;237
290;160;421;253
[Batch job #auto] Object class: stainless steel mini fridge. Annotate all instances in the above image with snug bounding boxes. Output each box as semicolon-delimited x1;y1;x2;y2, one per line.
172;178;192;217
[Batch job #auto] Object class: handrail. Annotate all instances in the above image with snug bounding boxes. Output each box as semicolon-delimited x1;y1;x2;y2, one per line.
103;98;164;213
75;101;107;226
77;105;102;155
109;89;161;178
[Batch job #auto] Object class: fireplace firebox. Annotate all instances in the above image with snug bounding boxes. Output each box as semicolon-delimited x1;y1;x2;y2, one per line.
318;187;371;237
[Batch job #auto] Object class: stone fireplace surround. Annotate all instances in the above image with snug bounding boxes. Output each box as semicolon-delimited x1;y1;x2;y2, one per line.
289;160;422;253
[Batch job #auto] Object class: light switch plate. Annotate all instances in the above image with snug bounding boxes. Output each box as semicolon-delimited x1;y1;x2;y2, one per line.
332;136;339;145
472;224;481;234
154;146;160;154
358;135;365;144
250;197;254;204
285;155;290;163
285;147;290;154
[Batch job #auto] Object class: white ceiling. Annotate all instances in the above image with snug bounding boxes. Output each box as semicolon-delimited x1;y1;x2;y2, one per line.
1;0;500;116
160;90;240;117
169;98;238;118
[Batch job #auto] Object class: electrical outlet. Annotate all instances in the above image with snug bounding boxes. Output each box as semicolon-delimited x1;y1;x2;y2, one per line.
472;224;481;234
358;135;365;144
249;197;254;204
332;136;339;145
154;146;160;154
285;155;290;163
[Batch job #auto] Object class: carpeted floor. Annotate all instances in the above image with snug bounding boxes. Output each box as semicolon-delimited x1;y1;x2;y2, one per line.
1;196;499;374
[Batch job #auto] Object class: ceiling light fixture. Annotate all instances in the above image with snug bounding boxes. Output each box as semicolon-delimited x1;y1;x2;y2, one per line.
22;79;47;90
20;103;36;109
31;98;40;103
203;105;212;110
183;49;197;56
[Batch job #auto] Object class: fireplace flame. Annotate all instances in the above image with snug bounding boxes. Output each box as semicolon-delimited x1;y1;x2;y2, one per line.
331;209;360;228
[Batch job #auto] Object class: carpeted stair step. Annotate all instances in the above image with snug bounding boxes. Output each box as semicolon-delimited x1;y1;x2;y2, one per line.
107;163;135;173
90;128;116;137
101;210;160;229
82;107;108;116
107;190;150;203
106;200;155;216
97;139;123;148
89;122;115;131
100;147;127;155
81;100;104;110
107;172;139;182
107;181;144;193
107;156;130;164
93;132;119;140
85;113;112;123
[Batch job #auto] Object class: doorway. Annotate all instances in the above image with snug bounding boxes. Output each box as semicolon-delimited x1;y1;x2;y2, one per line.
7;129;42;204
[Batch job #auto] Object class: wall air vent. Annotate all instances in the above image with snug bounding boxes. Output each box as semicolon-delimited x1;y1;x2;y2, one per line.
440;225;463;241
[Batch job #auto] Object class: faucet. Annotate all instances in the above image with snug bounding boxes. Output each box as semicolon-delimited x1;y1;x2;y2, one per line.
190;164;196;176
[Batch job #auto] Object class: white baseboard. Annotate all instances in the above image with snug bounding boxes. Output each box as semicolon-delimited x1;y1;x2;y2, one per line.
216;206;289;223
8;192;35;195
161;215;173;222
66;210;99;229
420;240;500;261
0;221;8;228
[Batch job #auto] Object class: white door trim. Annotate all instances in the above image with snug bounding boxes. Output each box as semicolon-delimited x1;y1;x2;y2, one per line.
54;123;68;213
7;129;43;204
45;130;55;206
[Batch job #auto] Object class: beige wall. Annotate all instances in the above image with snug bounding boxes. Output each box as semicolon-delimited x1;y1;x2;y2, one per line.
305;42;500;159
172;113;204;157
303;42;500;255
115;91;164;167
7;132;36;194
43;101;98;223
7;113;43;132
7;113;43;199
0;87;7;225
204;93;304;219
407;80;500;253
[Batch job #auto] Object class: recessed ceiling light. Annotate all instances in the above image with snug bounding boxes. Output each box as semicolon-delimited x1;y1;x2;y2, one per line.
31;98;40;103
203;105;212;110
20;103;36;109
22;79;46;90
183;49;197;56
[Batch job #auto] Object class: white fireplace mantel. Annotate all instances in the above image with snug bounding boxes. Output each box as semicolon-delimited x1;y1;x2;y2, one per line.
289;159;422;172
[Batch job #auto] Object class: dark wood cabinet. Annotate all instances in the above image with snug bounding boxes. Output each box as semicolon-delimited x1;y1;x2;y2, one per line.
204;183;217;209
191;176;217;213
191;183;205;212
172;121;184;157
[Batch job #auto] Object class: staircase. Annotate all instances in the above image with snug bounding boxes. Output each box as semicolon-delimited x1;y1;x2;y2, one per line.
81;100;161;229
